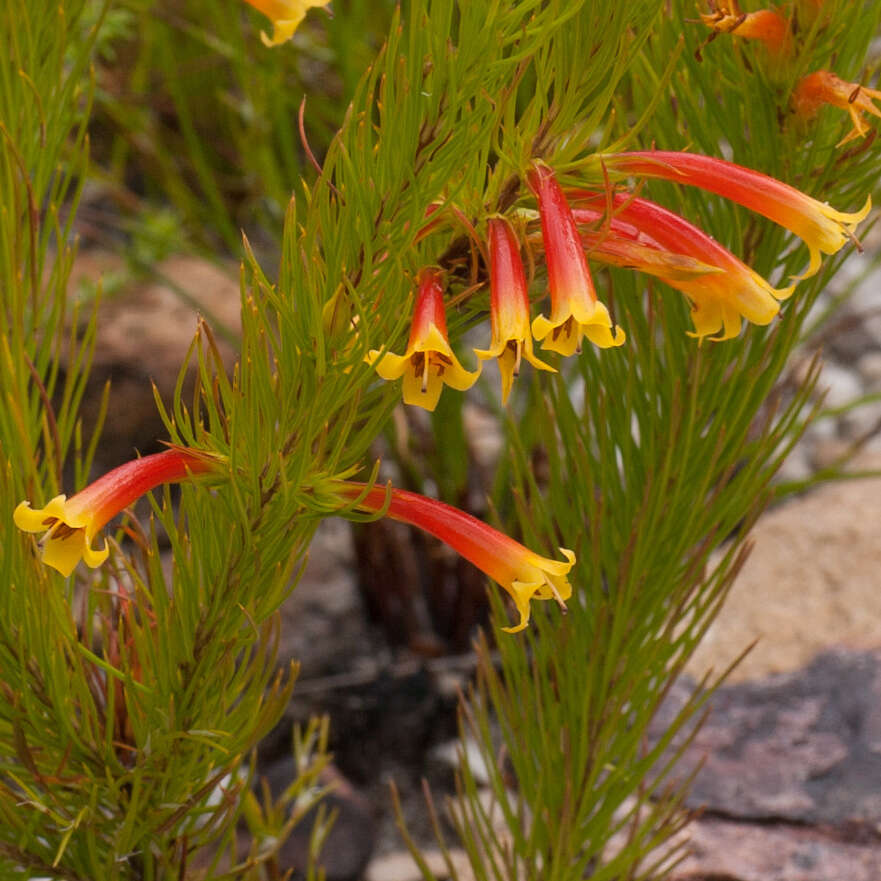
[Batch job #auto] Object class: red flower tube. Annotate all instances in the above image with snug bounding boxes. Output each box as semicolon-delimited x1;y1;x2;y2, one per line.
602;150;871;277
474;217;554;403
345;482;575;633
528;163;625;356
571;192;794;340
14;448;221;576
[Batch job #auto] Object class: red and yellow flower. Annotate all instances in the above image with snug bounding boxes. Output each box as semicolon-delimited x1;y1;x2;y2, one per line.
344;482;575;633
602;150;871;278
528;163;625;356
367;269;479;412
793;70;881;147
242;0;330;46
572;192;794;341
700;2;790;56
474;217;554;403
14;448;221;577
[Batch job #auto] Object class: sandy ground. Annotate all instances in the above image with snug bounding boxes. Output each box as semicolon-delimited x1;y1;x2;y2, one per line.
687;453;881;682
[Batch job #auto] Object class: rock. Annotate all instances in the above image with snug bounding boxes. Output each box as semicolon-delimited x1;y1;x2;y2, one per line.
277;517;375;680
462;403;503;471
69;252;241;470
824;308;879;363
809;436;852;470
267;762;377;881
365;847;473;881
841;398;881;442
857;350;881;389
801;412;839;442
672;818;881;881
847;263;881;316
816;361;862;410
637;651;881;880
774;443;812;485
429;735;492;786
687;453;881;682
658;650;881;827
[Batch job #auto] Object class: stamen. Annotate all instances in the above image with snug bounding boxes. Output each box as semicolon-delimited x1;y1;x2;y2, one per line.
847;226;864;253
544;576;568;613
422;353;430;393
42;520;79;542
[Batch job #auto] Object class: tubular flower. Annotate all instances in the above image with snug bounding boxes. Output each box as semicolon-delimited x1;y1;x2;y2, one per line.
602;150;871;278
367;269;478;412
474;218;555;403
345;483;575;633
572;193;794;341
242;0;330;46
14;448;221;577
793;71;881;147
700;2;790;55
528;164;625;356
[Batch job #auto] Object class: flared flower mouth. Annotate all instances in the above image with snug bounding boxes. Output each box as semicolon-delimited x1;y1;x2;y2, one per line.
14;494;109;576
14;448;220;576
600;150;871;278
242;0;330;46
367;269;479;411
341;482;575;633
527;163;625;356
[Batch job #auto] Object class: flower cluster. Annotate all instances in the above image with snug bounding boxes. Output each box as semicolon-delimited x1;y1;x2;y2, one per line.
16;1;871;632
699;1;881;146
368;164;626;409
368;151;868;401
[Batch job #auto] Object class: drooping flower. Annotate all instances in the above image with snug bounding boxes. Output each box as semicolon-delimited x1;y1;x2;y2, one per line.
367;269;479;412
473;217;555;403
793;71;881;146
14;448;221;577
343;482;575;633
527;163;625;356
572;192;795;341
242;0;330;47
602;150;871;278
699;2;790;56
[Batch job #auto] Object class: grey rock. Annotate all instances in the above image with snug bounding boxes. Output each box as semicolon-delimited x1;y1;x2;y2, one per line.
816;361;862;410
656;649;881;827
857;350;881;389
265;760;377;881
278;518;374;680
673;818;881;881
70;253;241;470
841;398;881;442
